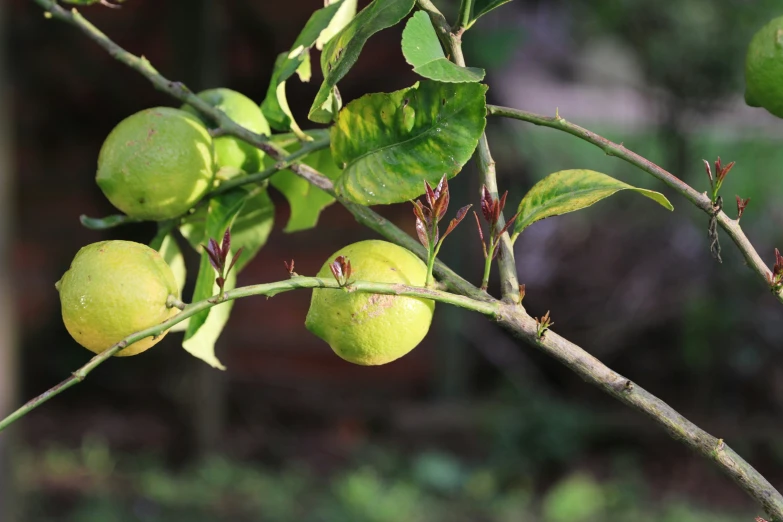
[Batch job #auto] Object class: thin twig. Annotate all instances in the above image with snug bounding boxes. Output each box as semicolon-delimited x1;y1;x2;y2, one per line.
487;104;783;305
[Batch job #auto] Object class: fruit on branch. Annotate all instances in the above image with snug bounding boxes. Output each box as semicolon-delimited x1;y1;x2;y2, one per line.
56;241;180;356
305;240;435;366
181;88;271;175
745;16;783;118
96;107;215;220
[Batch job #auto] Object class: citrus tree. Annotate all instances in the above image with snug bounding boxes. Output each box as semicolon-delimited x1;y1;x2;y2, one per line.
4;1;783;520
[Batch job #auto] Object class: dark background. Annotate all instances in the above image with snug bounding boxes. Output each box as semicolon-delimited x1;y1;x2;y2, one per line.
2;1;783;520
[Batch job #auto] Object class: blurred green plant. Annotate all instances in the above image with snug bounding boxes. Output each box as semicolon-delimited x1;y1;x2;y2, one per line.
14;441;754;522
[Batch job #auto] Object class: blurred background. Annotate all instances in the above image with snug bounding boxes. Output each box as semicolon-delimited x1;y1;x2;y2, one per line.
3;0;783;520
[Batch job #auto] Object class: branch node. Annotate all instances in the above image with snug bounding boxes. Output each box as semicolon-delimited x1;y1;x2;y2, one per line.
708;196;723;263
624;380;634;392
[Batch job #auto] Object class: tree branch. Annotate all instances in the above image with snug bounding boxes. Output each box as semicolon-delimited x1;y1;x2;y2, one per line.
487;104;783;305
497;304;783;521
0;277;497;433
416;2;520;304
208;136;331;197
29;3;783;519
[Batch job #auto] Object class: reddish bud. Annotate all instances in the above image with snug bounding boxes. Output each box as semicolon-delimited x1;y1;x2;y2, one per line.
480;185;494;222
226;247;243;277
703;159;713;183
221;227;232;259
473;210;487;258
442;204;471;241
498;210;521;237
424;179;437;210
735;195;750;220
432;175;450;221
330;255;352;286
718;160;735;183
283;259;296;276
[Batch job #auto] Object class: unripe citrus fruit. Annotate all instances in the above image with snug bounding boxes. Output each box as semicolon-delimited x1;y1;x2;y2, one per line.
305;240;435;366
56;241;180;356
745;16;783;118
181;88;271;174
96;107;215;220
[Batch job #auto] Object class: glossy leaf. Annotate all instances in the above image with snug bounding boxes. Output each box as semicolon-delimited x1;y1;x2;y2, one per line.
402;11;485;83
270;146;342;232
331;80;487;204
469;0;514;27
315;0;358;50
513;169;673;239
308;0;415;123
260;0;345;137
182;189;248;369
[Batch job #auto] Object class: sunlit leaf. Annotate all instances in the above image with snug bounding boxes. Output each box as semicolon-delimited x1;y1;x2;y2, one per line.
316;0;358;50
260;0;345;137
331;80;487;204
402;11;485;82
513;169;673;239
182;189;248;368
308;0;415;123
182;269;236;371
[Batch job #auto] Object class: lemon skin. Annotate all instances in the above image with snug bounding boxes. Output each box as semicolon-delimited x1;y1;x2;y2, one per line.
305;240;435;366
96;107;215;221
181;88;271;174
56;241;180;356
745;16;783;118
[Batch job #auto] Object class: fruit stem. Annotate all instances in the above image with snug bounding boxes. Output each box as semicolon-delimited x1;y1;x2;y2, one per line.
166;295;187;310
481;239;495;291
426;239;445;288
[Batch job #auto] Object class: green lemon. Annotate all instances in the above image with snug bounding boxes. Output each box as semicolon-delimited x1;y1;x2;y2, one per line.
181;88;271;174
305;240;435;366
745;16;783;118
96;107;215;220
56;241;180;356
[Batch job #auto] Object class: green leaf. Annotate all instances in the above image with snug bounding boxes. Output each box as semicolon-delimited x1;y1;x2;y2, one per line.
79;214;142;230
331;80;487;204
402;11;485;83
308;0;416;123
270;146;341;232
156;233;189;333
183;189;248;368
182;270;236;371
315;0;358;50
229;187;275;273
512;169;674;239
178;185;275;350
260;0;345;137
157;233;187;296
469;0;514;28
